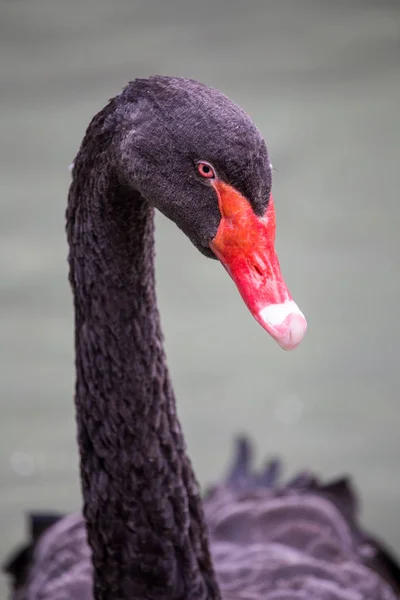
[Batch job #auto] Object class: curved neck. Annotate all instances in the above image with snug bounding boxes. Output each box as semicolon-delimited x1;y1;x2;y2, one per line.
66;112;220;600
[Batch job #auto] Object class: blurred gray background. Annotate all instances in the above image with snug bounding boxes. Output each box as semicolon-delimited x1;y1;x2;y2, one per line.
1;0;399;595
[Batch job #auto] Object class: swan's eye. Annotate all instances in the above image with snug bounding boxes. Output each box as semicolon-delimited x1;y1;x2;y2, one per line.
197;161;216;179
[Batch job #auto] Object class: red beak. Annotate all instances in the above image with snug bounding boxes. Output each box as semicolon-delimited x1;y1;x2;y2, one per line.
209;181;307;351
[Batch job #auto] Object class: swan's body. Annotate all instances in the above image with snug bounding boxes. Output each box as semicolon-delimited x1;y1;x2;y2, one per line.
5;442;400;600
4;76;399;600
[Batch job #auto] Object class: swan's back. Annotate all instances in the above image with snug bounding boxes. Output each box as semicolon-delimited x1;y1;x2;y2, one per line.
4;439;400;600
4;513;92;600
205;438;400;599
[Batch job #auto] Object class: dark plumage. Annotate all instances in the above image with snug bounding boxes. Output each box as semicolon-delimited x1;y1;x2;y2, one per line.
4;439;400;599
3;76;399;600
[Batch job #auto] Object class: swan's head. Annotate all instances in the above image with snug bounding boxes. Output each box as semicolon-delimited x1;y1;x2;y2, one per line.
118;76;307;350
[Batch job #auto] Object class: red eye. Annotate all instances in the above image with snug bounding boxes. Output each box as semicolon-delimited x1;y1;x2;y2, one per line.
197;161;216;179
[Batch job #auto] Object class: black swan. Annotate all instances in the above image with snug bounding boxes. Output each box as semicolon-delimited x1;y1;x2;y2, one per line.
4;76;400;600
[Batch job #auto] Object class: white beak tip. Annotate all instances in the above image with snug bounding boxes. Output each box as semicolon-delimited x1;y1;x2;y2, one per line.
258;300;307;350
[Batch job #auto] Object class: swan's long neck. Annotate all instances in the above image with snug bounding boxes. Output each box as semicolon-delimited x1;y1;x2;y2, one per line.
66;112;220;600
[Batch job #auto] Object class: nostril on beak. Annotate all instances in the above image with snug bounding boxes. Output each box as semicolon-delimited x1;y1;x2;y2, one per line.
253;264;263;277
